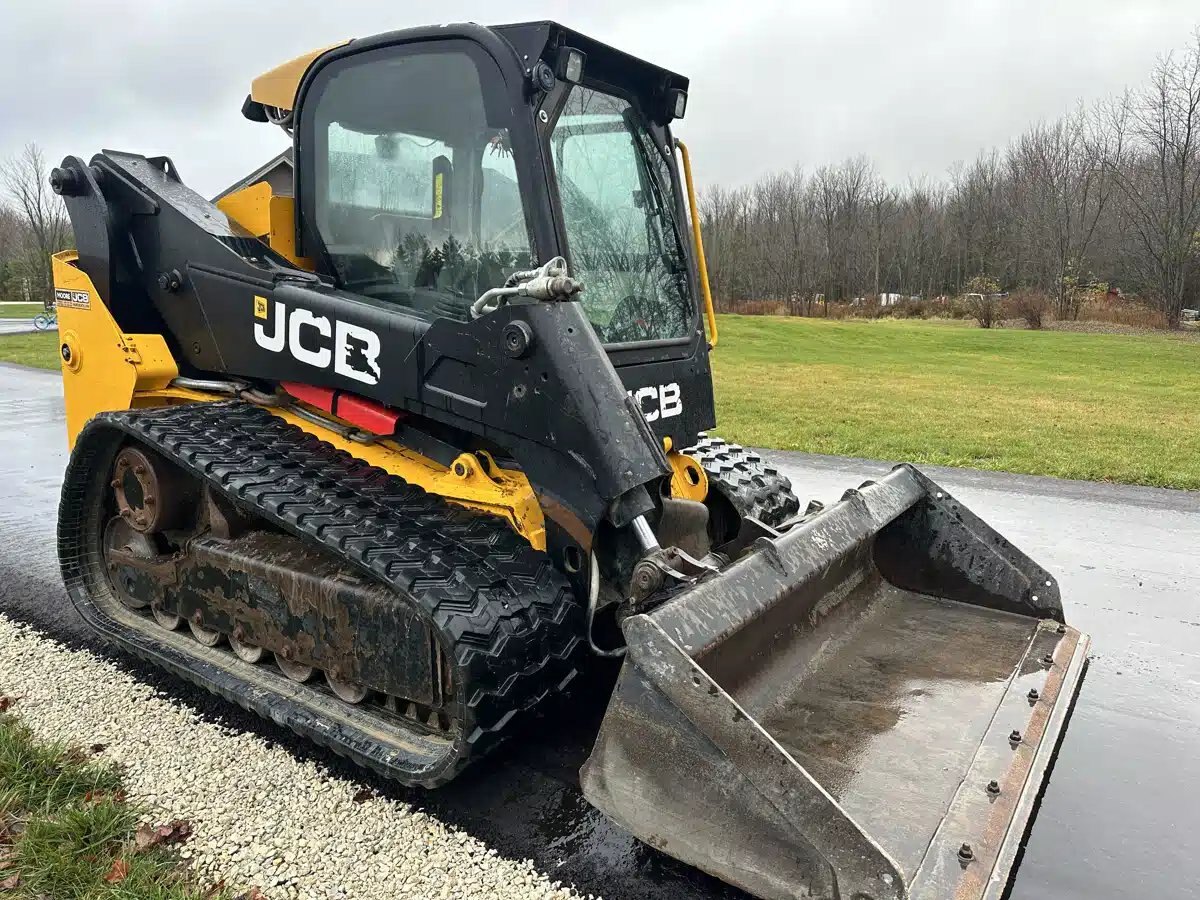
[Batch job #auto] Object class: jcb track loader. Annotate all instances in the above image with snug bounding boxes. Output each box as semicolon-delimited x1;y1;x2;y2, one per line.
50;21;1089;900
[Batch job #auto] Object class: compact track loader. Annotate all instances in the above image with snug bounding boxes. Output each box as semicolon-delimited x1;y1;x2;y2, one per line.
50;21;1088;900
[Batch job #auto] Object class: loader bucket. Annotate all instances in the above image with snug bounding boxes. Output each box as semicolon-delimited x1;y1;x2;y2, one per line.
581;465;1089;900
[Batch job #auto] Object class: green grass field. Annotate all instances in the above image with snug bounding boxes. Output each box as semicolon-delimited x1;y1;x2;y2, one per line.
0;332;61;370
0;303;53;319
2;317;1197;489
713;315;1200;489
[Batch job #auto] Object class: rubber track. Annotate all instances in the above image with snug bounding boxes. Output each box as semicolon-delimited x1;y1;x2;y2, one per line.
685;435;801;529
59;401;584;785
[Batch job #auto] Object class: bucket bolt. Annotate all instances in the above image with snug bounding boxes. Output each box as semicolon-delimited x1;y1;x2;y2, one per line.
957;842;974;862
1027;688;1040;702
157;269;183;293
986;780;1001;796
1041;653;1055;667
1009;729;1023;744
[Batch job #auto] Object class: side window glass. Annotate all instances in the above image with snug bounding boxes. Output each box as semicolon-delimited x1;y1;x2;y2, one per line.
551;87;693;343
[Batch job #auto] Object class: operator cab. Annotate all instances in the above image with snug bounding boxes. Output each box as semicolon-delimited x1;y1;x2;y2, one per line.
244;21;715;444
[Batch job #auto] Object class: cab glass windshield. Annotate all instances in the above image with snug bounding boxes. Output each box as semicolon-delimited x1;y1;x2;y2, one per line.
551;86;694;343
310;48;533;321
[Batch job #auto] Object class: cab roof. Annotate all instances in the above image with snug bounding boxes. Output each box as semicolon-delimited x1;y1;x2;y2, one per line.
245;21;688;121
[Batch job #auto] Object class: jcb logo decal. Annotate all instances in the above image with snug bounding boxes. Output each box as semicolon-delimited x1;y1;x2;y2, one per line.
54;288;91;309
253;296;382;386
629;382;683;421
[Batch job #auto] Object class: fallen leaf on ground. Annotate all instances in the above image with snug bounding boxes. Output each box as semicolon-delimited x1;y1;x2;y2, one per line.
134;819;192;851
235;889;268;900
90;743;108;754
84;788;128;805
103;859;129;884
0;698;16;713
352;788;374;803
0;873;19;890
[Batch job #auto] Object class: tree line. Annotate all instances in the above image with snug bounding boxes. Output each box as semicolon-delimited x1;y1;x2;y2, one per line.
4;31;1199;325
700;30;1200;326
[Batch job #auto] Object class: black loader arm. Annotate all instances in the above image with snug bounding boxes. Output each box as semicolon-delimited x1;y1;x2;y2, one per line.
52;150;671;568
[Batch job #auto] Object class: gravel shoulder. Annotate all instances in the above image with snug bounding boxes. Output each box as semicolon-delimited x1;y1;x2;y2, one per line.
0;614;583;900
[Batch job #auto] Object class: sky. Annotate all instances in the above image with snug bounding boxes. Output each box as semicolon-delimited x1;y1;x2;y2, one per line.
1;0;1197;199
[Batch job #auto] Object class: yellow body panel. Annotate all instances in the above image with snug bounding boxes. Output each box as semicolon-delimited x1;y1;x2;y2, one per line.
52;252;179;445
269;411;545;549
667;450;709;502
268;196;312;269
216;182;271;235
250;41;348;112
52;253;544;549
216;185;313;270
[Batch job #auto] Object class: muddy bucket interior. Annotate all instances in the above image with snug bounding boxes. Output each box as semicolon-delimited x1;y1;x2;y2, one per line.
581;466;1089;900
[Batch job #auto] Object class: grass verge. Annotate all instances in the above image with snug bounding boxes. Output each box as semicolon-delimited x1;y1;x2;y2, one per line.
0;305;51;320
0;333;61;370
712;315;1200;490
0;707;224;899
2;313;1196;489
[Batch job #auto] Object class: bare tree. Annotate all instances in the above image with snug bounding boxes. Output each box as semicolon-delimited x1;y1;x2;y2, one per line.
1108;32;1200;326
812;164;840;313
1008;106;1115;318
867;176;899;298
1;143;72;307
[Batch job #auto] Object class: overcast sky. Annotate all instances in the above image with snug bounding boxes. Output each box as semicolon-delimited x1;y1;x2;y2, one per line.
1;0;1197;198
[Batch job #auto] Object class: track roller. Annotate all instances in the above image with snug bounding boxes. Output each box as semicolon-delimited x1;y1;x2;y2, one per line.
228;630;265;663
275;652;315;683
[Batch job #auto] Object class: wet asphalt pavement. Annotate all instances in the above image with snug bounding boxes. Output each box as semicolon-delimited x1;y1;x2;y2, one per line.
0;319;38;335
1;360;1197;900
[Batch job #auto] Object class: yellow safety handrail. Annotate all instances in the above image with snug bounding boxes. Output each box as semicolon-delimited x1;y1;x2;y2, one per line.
675;139;718;348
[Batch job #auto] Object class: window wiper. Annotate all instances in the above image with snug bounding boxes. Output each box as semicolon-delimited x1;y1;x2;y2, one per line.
622;111;688;266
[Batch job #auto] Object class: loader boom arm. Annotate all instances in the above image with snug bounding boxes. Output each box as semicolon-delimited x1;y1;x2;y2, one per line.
52;149;670;583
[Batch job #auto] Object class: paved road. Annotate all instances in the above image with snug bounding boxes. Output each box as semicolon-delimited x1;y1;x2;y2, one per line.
1;361;1197;900
0;318;39;335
